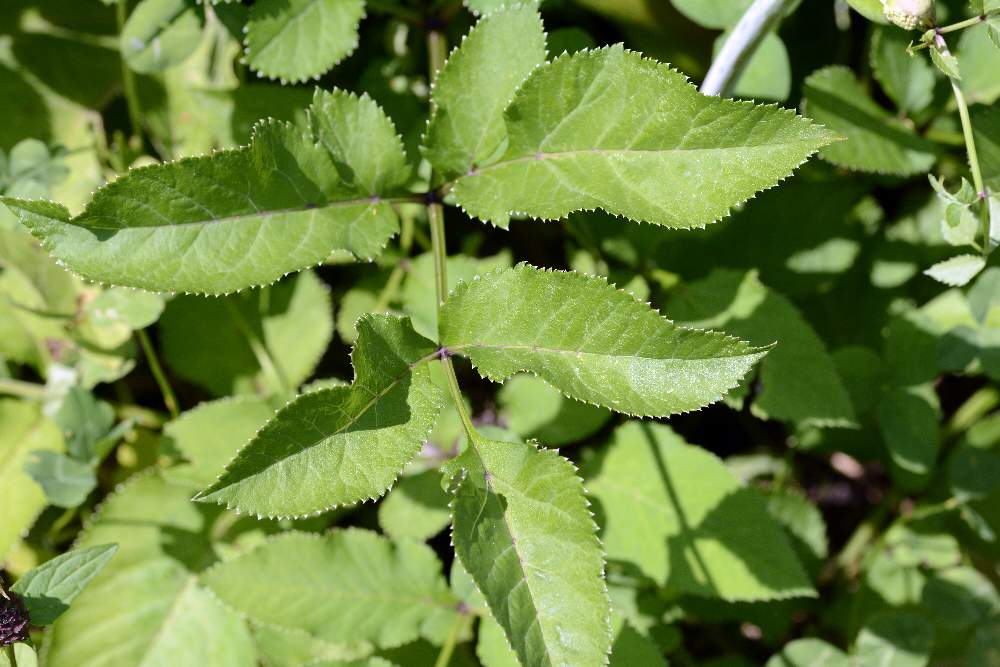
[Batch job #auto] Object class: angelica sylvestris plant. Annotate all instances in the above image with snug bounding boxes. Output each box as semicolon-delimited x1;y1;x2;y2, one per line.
2;0;1000;665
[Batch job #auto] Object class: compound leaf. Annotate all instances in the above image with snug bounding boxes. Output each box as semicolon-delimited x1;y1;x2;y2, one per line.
3;90;408;294
245;0;364;83
423;5;547;182
201;529;457;648
803;66;936;175
439;264;767;417
11;544;118;625
584;421;815;601
195;315;445;518
452;45;834;229
449;437;612;667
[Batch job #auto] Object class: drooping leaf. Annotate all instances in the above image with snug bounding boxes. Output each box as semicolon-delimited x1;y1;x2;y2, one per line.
160;270;333;396
120;0;204;74
0;400;63;560
452;46;834;229
10;544;117;625
195;315;445;518
3;90;409;294
423;5;547;182
201;529;458;648
802;66;936;175
448;437;612;667
439;264;767;417
42;474;256;667
663;269;856;427
244;0;365;83
584;421;815;601
161;397;274;488
870;25;935;114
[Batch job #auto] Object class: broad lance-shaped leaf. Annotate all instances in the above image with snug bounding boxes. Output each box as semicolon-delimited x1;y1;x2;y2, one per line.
195;314;445;518
439;264;767;417
11;544;118;625
447;437;612;667
451;45;835;229
201;529;458;648
423;5;547;182
3;89;409;295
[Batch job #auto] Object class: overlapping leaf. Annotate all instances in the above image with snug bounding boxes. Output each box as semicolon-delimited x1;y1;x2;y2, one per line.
3;89;408;294
803;66;936;175
244;0;365;83
11;544;118;625
448;437;612;667
451;45;834;228
584;421;815;601
439;264;767;417
201;529;458;648
423;5;547;182
195;315;444;518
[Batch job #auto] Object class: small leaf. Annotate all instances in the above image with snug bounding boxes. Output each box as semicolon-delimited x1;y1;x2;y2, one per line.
449;437;612;667
3;91;408;294
765;638;849;667
870;25;935;113
120;0;204;74
195;314;445;518
803;66;936;175
924;254;986;286
930;44;961;79
453;45;834;228
377;470;451;542
439;264;767;417
23;451;96;508
10;544;117;625
584;421;815;601
423;5;547;182
201;529;458;648
245;0;364;83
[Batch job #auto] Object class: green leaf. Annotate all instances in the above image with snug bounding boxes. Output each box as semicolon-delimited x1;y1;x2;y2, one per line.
879;386;940;489
924;254;987;286
712;31;790;101
252;624;374;667
958;23;1000;104
497;374;611;446
161;397;275;489
195;315;444;518
160;270;333;396
244;0;364;83
439;264;767;417
201;529;458;648
3;90;408;294
50;386;116;462
870;25;935;114
120;0;204;74
972;105;1000;189
449;437;612;667
465;0;538;13
765;638;850;667
671;0;755;28
846;0;889;23
23;451;96;508
855;612;933;667
584;421;815;600
423;5;547;182
10;544;117;625
802;66;936;175
43;474;256;667
377;470;451;542
452;46;834;229
664;270;856;428
0;399;63;560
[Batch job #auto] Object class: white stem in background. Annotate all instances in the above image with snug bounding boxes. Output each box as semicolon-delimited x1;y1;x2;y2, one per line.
700;0;795;98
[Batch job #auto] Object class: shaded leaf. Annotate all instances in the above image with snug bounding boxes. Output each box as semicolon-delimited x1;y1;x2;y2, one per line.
23;451;96;508
121;0;204;74
10;544;117;625
855;612;933;667
870;25;935;113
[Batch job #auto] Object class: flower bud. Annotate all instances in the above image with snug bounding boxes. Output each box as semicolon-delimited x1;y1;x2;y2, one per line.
0;590;30;646
882;0;935;30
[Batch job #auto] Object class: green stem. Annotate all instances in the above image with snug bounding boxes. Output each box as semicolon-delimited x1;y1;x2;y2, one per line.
433;612;468;667
136;329;180;418
0;378;47;400
115;0;144;140
939;32;992;258
223;300;290;396
935;12;997;35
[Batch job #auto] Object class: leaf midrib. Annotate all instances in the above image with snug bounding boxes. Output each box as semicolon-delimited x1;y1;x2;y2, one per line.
448;341;756;363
